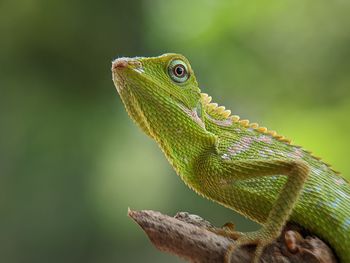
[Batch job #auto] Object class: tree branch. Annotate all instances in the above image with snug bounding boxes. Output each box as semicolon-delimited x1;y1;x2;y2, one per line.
128;209;337;263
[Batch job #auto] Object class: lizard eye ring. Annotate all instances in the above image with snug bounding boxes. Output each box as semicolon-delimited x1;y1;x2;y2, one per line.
168;59;189;83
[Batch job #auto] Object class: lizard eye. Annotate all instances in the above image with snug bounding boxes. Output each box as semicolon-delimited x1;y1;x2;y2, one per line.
168;59;189;83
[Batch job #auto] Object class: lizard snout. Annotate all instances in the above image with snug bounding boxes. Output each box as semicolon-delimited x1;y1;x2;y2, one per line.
112;58;143;74
112;58;128;72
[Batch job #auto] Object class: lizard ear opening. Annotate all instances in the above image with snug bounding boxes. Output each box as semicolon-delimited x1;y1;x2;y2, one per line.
195;100;203;122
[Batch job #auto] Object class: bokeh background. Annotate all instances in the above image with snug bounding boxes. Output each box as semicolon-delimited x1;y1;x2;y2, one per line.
1;0;350;262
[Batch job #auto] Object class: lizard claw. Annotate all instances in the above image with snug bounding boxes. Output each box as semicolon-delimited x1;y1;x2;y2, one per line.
208;222;244;240
222;222;236;231
224;229;273;263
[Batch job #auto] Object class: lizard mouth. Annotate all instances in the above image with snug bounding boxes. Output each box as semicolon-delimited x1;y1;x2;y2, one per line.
111;58;153;138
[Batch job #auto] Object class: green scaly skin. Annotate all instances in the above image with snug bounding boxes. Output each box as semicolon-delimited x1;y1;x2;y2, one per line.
111;53;350;263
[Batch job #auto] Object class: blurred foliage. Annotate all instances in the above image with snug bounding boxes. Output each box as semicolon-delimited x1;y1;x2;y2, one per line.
1;0;349;262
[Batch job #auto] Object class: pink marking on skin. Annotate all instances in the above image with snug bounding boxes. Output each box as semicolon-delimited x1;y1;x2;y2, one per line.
242;137;254;144
335;178;346;186
228;145;242;155
286;147;304;159
178;104;205;128
215;119;233;127
257;135;273;144
293;148;304;158
207;115;233;127
228;137;254;156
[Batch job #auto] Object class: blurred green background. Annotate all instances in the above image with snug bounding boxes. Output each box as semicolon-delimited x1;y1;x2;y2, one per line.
1;0;350;262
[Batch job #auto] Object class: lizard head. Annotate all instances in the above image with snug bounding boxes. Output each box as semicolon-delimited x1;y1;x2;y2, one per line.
112;53;206;140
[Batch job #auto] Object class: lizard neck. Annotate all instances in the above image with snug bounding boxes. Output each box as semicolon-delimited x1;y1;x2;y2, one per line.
143;100;216;178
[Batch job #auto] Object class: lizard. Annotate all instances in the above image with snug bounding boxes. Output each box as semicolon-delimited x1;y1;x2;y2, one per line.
111;53;350;263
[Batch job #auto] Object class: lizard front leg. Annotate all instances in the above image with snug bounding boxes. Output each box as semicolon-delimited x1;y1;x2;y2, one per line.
195;156;310;263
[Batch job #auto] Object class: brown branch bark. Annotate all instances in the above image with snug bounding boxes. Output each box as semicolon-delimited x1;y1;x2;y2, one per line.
128;209;337;263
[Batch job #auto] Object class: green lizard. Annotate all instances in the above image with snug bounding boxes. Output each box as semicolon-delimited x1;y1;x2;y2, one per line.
111;53;350;263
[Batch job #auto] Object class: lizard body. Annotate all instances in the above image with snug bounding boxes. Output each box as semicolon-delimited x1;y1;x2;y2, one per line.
111;53;350;262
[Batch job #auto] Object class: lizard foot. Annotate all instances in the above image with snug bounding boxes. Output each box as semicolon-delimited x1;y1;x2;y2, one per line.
208;222;244;240
224;229;274;263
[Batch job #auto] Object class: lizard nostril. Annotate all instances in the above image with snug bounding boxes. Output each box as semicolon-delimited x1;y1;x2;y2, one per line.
112;59;128;71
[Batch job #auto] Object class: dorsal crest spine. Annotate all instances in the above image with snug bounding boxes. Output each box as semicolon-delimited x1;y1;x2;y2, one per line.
201;93;291;144
200;93;341;175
